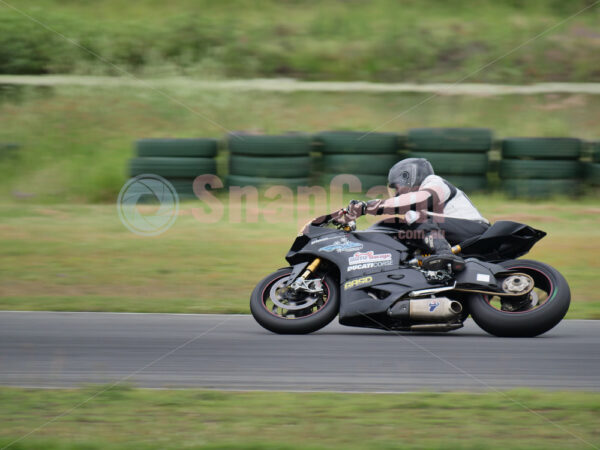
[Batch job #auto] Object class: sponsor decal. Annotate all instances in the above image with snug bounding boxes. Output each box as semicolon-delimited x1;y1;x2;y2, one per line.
348;251;392;265
429;300;440;312
310;235;338;245
347;261;393;272
344;276;373;290
319;237;363;253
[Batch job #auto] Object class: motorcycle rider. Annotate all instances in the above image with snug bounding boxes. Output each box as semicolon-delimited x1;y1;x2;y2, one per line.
334;158;490;272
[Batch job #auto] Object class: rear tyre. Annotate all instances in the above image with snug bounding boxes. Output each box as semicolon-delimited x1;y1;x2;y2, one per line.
468;259;570;337
250;268;339;334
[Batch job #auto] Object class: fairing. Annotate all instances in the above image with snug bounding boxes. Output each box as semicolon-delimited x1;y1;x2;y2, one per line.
283;220;545;330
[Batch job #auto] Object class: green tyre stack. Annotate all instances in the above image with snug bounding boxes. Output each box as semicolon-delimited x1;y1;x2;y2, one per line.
586;141;600;186
315;131;400;191
226;134;312;189
500;138;583;198
129;138;219;200
406;128;492;193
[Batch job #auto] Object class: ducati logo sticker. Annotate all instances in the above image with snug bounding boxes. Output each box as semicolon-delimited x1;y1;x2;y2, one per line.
346;251;393;272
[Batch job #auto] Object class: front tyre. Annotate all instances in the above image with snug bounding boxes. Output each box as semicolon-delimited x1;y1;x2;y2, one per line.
468;259;570;337
250;268;339;334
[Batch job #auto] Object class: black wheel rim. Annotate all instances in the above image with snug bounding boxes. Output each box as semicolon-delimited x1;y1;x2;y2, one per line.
261;274;330;319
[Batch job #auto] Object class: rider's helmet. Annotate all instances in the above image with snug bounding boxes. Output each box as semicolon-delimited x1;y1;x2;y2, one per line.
387;157;434;195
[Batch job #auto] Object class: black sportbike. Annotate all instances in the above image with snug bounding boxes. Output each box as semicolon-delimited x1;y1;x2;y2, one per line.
250;213;570;337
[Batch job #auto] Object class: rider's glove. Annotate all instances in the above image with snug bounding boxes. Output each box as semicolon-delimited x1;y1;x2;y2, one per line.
330;200;366;225
346;200;367;220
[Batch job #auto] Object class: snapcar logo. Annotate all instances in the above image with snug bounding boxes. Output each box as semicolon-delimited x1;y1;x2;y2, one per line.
117;174;179;236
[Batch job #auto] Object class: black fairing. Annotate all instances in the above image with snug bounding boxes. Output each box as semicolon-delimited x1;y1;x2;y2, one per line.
459;220;546;262
283;220;545;330
286;225;444;328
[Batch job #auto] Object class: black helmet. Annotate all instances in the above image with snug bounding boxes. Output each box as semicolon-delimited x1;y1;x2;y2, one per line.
388;158;434;192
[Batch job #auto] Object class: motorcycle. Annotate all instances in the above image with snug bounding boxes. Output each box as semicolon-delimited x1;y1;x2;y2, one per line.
250;212;571;337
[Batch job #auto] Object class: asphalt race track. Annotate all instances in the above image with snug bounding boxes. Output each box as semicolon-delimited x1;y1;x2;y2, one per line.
0;312;598;392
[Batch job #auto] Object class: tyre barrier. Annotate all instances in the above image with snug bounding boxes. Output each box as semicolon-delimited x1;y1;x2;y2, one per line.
314;131;401;192
225;133;313;188
501;137;581;160
315;131;399;155
125;131;594;199
129;157;216;178
585;163;600;186
442;175;488;192
228;133;312;157
501;179;581;198
319;173;388;191
136;138;218;158
229;155;311;178
124;178;198;201
406;128;492;152
129;139;220;199
407;151;489;176
321;154;400;175
499;137;583;197
404;128;492;193
592;141;600;163
226;175;311;189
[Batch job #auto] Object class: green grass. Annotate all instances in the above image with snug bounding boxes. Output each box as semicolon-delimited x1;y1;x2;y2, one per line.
1;0;599;83
0;196;598;318
1;86;599;203
0;387;599;449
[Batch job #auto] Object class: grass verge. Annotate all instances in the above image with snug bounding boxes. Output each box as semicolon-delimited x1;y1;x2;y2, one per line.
0;196;598;318
0;387;599;449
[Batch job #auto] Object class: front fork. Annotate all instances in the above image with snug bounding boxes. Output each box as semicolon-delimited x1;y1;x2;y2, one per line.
285;258;322;292
300;258;321;279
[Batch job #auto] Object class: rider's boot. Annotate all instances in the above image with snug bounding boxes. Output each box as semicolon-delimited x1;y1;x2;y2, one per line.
421;230;465;272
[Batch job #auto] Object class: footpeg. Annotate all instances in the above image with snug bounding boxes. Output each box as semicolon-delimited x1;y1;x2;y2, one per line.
422;254;465;272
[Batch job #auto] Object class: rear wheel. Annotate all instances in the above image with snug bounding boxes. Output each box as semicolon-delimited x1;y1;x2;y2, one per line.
468;259;570;337
250;268;339;334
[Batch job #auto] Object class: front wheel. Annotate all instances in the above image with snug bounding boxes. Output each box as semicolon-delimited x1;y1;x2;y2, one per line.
468;259;570;337
250;267;340;334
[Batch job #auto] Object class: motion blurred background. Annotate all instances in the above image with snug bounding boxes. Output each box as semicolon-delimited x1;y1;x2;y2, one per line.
0;1;599;449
